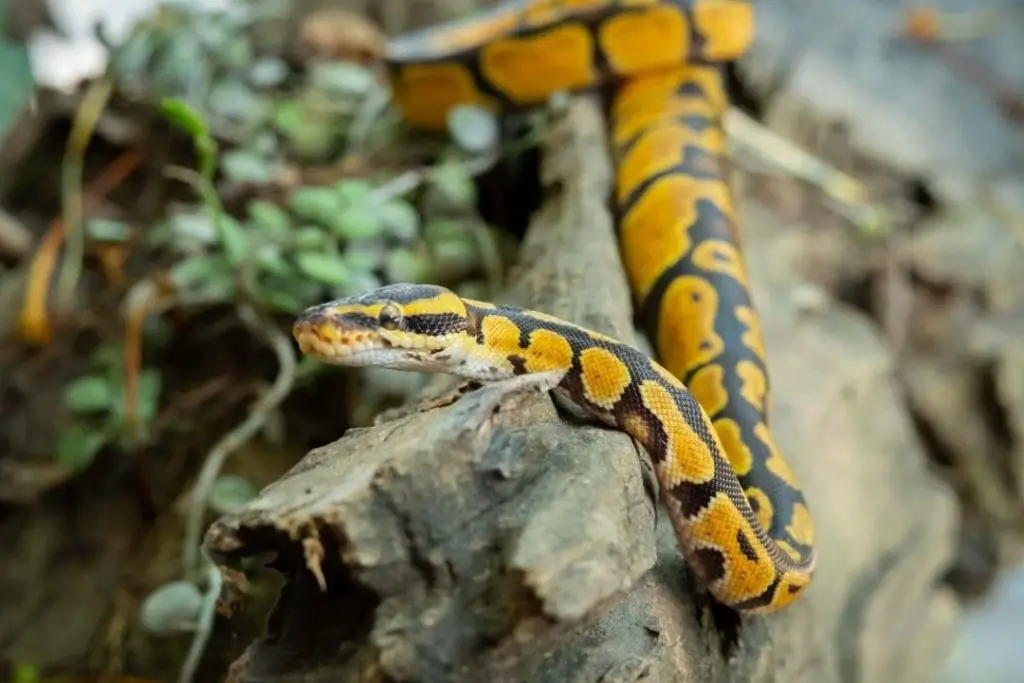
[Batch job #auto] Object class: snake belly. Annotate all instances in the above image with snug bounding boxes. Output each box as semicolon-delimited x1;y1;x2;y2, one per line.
343;0;818;611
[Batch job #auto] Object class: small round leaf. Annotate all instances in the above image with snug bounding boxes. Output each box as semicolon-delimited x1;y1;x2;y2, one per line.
139;580;203;635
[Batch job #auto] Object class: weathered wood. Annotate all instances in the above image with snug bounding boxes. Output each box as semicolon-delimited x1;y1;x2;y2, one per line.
205;96;959;683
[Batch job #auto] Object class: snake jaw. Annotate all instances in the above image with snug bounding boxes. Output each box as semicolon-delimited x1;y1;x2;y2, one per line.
292;316;469;371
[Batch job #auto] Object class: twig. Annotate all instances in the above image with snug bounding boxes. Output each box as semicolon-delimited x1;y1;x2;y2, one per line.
57;77;115;310
181;303;297;577
18;149;141;344
177;564;223;683
725;106;889;234
122;279;167;440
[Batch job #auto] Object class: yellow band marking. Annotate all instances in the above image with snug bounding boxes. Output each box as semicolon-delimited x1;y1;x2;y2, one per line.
736;305;768;364
786;503;815;546
689;494;776;599
744;486;774;533
324;292;465;320
403;292;468;317
640;379;716;487
480;23;596;104
390;63;494;130
688;364;728;417
735;359;767;413
578;346;633;409
622;411;653;447
692;0;755;61
614;125;728;202
712;417;751;476
611;97;718;147
773;571;812;608
756;422;802;489
599;5;688;75
651;361;686;389
479;314;526;361
612;66;727;120
618;175;695;301
656;275;723;380
691;239;748;288
522;328;576;372
775;540;803;564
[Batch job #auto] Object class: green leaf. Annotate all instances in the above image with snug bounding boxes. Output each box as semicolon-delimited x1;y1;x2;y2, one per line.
329;270;382;299
247;199;292;237
56;424;108;472
329;180;381;239
432;238;479;277
335;179;373;205
220;148;280;185
163;211;218;245
169;254;236;299
155;34;210;100
217;213;249;265
64;376;116;413
254;244;291;276
209;474;258;514
271;99;306;136
273;99;336;160
309;62;377;99
333;205;382;240
249;57;289;88
161;97;209;140
343;240;387;271
216;34;254;70
446;104;499;154
423;218;469;245
207;79;268;132
294;250;352;286
139;580;203;635
289;186;343;225
12;662;40;683
249;131;279;157
261;288;309;314
384;248;431;283
85;217;131;242
294;225;330;250
259;270;326;311
455;280;491;301
429;161;477;206
379;200;420;241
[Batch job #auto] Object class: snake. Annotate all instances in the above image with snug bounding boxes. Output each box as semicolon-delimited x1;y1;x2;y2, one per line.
293;0;816;612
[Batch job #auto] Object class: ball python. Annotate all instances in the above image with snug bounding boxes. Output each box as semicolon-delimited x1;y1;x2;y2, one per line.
296;0;816;612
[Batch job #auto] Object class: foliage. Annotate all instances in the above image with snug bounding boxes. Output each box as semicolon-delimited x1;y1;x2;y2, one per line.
57;345;162;472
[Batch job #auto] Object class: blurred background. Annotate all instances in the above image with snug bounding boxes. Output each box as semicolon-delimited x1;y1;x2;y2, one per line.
0;0;1022;681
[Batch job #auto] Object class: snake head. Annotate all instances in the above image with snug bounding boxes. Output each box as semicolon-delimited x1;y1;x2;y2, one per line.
293;283;471;370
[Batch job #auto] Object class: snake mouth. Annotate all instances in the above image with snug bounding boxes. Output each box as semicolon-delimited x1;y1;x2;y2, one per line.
292;322;387;365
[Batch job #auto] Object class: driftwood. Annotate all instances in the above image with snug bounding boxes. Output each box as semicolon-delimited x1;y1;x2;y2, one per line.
204;96;960;683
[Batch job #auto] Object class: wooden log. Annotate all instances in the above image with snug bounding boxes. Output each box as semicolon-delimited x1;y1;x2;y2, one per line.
205;95;960;683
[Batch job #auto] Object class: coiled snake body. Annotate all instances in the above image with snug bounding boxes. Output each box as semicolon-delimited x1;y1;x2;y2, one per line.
295;0;816;613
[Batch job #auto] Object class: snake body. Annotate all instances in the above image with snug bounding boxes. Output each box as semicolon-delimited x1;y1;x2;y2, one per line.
295;0;816;612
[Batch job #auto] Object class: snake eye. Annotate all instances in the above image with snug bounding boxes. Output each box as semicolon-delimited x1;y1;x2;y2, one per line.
378;303;405;331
